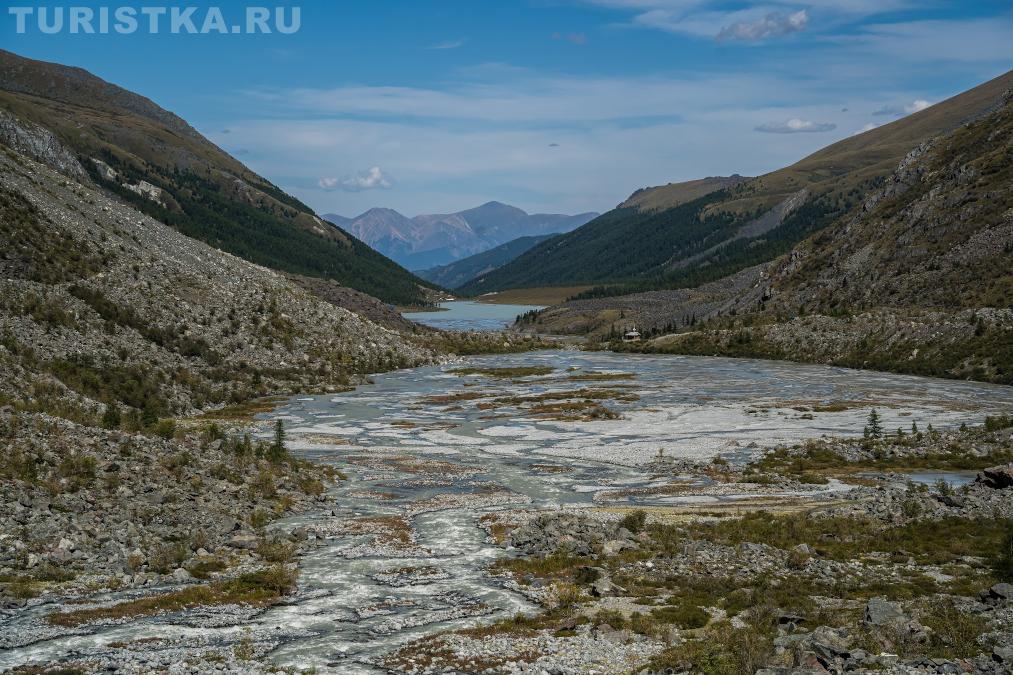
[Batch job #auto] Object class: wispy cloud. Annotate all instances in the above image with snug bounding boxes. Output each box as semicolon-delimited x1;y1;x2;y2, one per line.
576;0;928;40
552;31;589;45
222;9;1012;215
852;122;879;135
873;99;932;116
755;118;837;133
318;166;392;192
245;74;775;123
717;9;807;41
429;38;466;50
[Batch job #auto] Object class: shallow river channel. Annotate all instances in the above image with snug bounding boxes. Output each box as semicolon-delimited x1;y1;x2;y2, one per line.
4;350;1013;672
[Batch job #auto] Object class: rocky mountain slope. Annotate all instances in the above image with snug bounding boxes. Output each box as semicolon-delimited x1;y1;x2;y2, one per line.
0;116;448;622
0;143;436;426
325;201;597;270
0;49;434;306
462;70;1013;297
565;91;1013;384
416;233;558;289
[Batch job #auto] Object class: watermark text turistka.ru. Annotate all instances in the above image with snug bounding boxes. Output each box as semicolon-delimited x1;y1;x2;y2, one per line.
8;6;301;34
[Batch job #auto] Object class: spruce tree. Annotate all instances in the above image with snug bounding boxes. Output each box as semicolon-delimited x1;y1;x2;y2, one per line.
268;419;287;463
865;409;883;439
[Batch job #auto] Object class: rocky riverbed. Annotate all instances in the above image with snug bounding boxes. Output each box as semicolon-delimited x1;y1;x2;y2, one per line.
1;353;1012;673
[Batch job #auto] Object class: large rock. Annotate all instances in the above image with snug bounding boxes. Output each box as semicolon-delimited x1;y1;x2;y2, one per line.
975;464;1013;489
980;583;1013;607
865;597;907;626
508;511;636;557
227;533;259;550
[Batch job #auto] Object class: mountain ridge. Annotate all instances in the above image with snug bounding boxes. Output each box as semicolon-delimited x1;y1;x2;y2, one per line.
416;233;560;289
462;69;1013;297
0;49;435;306
324;201;598;270
521;88;1013;383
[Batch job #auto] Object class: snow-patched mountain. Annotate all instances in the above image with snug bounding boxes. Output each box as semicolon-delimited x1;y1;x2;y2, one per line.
324;202;598;270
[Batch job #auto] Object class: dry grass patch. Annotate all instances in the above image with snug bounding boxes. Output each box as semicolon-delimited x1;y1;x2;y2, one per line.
420;390;496;405
494;387;639;406
529;401;622;421
337;515;416;546
47;566;297;627
192;396;289;422
567;371;636;382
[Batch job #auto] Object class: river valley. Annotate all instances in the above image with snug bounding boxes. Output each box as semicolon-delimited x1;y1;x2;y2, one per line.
3;349;1012;673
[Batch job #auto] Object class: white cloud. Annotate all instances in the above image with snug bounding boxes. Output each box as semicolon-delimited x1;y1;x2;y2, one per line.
717;9;808;41
849;18;1013;63
430;38;465;50
755;118;836;133
576;0;918;39
219;11;1012;215
852;122;879;135
245;73;779;123
873;98;932;116
318;166;392;192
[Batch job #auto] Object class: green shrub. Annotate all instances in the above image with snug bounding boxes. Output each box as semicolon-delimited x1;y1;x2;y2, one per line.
148;542;189;574
619;510;647;534
994;531;1013;582
151;419;177;439
651;602;710;629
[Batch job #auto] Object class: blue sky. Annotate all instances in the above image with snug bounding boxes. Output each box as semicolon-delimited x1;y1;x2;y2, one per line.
5;1;1012;216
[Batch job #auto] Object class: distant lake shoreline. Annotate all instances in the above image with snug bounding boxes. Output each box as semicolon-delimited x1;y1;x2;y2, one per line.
403;300;543;331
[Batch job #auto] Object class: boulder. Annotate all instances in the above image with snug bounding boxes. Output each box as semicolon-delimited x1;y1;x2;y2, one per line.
864;597;907;626
778;612;806;630
975;464;1013;489
602;538;636;556
980;583;1013;607
227;533;259;550
591;576;624;597
792;543;814;556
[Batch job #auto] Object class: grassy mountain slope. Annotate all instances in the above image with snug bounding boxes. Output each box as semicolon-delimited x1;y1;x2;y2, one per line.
462;70;1013;297
416;234;558;289
0;49;434;306
619;175;747;211
623;94;1013;384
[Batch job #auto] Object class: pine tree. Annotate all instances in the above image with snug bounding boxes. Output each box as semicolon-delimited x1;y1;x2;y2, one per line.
865;409;883;439
911;421;919;435
268;419;287;463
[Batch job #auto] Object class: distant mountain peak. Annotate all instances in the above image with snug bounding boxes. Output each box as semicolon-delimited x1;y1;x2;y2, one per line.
324;201;598;270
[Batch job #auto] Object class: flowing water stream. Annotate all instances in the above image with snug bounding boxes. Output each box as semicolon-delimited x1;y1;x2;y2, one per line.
3;350;1012;672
